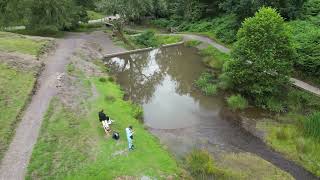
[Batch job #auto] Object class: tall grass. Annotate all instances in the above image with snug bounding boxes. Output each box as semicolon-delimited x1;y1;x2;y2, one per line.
303;112;320;140
195;72;218;96
227;95;248;111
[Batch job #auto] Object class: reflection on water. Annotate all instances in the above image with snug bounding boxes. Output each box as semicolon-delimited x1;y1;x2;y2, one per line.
105;46;265;156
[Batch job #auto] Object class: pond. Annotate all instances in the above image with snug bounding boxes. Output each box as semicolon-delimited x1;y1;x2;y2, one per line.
104;45;317;179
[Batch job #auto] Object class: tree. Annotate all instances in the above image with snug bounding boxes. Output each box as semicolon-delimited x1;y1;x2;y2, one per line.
28;0;84;31
223;7;295;105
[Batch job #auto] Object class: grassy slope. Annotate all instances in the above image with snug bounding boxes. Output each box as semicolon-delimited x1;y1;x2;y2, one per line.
0;64;35;160
0;32;50;160
0;32;48;55
27;77;179;179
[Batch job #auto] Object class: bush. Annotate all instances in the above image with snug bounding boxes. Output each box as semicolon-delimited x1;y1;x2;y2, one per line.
303;112;320;140
218;73;233;90
99;77;107;82
266;98;285;113
108;76;116;82
200;46;230;70
227;95;248;111
150;18;171;27
203;84;217;96
288;20;320;77
185;150;216;178
295;137;309;153
195;72;217;96
276;128;289;140
132;104;143;120
301;0;320;25
133;30;159;47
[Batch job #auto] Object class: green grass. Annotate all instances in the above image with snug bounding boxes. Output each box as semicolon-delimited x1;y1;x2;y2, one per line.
184;40;202;47
27;77;179;179
258;120;320;177
303;112;320;140
200;46;230;70
0;64;36;160
0;32;48;55
156;35;182;45
226;95;248;111
87;11;105;20
195;72;218;96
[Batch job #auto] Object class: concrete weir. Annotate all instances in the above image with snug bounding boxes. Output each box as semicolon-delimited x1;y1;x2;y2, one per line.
103;41;184;59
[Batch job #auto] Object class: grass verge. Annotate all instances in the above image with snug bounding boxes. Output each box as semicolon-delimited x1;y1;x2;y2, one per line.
0;64;36;160
0;31;49;55
27;76;180;179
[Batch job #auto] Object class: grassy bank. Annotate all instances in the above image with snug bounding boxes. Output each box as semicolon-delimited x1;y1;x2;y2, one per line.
0;32;49;56
27;74;180;179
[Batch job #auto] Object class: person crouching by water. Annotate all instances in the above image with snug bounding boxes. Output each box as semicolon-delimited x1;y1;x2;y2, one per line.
99;109;111;134
126;126;134;150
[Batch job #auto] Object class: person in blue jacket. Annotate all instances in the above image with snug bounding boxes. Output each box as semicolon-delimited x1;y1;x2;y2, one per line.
125;126;134;150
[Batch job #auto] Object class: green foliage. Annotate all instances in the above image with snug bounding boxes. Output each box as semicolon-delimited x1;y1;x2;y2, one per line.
99;77;107;82
0;64;35;160
276;127;289;140
195;72;218;96
134;30;159;47
217;73;233;90
185;149;216;178
286;88;320;113
301;0;320;25
67;63;76;74
303;112;320;140
87;11;105;20
288;20;320;77
184;40;201;47
28;0;87;31
227;95;248;111
200;46;230;70
221;0;305;20
266;98;285;113
156;35;182;45
224;7;295;105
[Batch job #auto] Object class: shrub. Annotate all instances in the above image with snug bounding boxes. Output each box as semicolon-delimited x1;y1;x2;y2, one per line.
185;150;216;178
224;7;295;105
105;95;116;103
195;72;218;95
288;20;320;77
150;18;171;27
218;73;233;90
203;84;217;96
266;98;285;113
108;76;116;82
132;104;143;120
227;95;248;111
185;40;201;47
303;112;320;140
67;63;75;74
99;77;107;82
133;30;159;47
295;137;309;153
276;128;289;140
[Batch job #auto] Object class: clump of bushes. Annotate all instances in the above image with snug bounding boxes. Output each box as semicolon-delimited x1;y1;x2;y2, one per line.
195;72;217;96
132;104;144;120
303;112;320;140
266;98;285;113
133;30;159;47
185;149;216;178
227;95;248;111
99;77;107;82
108;76;116;82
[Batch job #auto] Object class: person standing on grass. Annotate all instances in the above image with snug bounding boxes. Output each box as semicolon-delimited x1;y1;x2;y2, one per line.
126;126;134;150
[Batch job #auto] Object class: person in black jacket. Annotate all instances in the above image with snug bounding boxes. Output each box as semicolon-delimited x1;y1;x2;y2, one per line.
99;109;110;134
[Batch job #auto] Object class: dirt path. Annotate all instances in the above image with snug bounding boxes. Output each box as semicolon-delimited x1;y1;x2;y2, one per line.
0;31;125;180
0;36;80;180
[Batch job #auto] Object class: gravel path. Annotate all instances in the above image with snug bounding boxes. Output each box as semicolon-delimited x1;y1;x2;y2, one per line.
0;37;80;180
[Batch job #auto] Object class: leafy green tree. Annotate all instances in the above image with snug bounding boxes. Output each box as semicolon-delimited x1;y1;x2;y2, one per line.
301;0;320;25
220;0;306;20
224;7;295;105
0;0;27;27
28;0;85;31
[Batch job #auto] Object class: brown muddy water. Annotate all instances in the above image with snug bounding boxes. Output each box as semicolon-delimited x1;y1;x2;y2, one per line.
104;46;317;180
